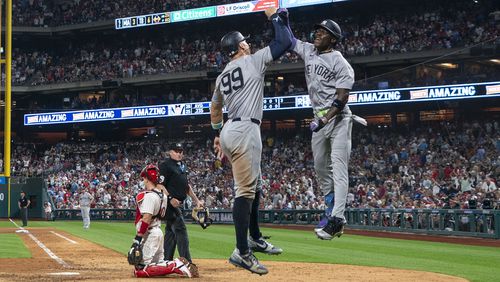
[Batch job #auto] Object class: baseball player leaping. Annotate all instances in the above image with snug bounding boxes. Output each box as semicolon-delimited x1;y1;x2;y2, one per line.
210;7;292;275
285;15;367;240
127;164;198;278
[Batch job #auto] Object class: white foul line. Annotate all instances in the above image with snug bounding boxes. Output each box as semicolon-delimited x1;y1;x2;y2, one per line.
9;218;21;228
50;231;79;244
9;218;70;268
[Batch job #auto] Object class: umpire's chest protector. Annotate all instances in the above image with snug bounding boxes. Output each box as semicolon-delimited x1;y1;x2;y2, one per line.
160;158;189;201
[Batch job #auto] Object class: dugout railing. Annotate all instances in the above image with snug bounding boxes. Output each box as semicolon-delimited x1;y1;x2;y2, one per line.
52;208;500;239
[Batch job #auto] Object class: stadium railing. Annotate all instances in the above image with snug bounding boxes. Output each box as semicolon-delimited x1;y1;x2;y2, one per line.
52;208;500;239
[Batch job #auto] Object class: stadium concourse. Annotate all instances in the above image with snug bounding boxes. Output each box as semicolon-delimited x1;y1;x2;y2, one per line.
8;119;498;213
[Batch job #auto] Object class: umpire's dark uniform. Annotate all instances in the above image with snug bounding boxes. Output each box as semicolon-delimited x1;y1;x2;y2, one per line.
18;192;30;227
160;143;192;262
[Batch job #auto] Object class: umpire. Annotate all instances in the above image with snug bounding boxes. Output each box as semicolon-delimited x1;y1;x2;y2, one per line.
18;191;30;227
159;142;203;263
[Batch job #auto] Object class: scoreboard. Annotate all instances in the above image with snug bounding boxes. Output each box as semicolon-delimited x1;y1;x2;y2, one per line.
115;0;341;29
24;81;500;126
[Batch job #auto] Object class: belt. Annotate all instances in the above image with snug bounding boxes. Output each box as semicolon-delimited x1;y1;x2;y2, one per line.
317;109;329;118
232;117;261;126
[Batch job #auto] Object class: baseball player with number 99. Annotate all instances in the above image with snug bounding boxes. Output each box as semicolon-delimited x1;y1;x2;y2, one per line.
210;7;292;275
127;164;198;278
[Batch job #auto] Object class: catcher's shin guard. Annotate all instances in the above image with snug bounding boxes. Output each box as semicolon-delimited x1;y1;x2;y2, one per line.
133;262;177;278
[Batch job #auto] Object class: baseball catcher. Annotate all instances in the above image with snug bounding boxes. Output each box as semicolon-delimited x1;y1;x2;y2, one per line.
128;164;199;278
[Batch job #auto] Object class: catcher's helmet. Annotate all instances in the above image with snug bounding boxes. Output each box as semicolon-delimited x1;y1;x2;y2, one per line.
314;19;342;40
140;164;160;184
220;31;250;57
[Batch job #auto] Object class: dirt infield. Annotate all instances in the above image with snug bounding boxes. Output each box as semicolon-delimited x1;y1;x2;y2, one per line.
0;227;469;282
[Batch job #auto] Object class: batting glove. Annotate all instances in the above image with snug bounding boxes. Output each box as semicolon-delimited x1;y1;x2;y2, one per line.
310;117;328;132
277;8;289;25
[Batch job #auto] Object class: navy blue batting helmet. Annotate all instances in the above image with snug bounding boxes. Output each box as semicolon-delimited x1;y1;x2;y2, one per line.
314;19;342;39
220;31;250;57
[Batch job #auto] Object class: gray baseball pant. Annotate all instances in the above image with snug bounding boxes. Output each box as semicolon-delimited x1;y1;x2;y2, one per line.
312;114;353;220
81;206;90;228
220;119;262;199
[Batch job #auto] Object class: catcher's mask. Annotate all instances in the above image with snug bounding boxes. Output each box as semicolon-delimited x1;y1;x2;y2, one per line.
192;207;213;229
140;164;160;184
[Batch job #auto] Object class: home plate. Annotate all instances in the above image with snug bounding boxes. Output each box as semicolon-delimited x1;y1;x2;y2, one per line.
48;272;80;276
15;230;29;233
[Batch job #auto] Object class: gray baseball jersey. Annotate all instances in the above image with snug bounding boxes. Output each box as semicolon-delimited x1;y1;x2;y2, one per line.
80;192;93;207
293;39;357;222
211;47;272;199
212;46;273;121
293;39;354;117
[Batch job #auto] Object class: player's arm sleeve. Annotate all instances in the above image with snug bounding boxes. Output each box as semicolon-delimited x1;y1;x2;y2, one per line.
333;55;355;90
268;13;293;60
292;39;314;60
210;80;224;127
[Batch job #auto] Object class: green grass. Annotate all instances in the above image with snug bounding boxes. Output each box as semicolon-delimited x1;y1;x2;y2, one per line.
0;234;31;258
1;220;499;281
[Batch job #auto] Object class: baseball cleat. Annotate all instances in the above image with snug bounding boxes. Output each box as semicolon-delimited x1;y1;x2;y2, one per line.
315;216;346;240
316;192;335;233
229;248;268;275
175;257;199;278
314;217;329;233
248;236;283;255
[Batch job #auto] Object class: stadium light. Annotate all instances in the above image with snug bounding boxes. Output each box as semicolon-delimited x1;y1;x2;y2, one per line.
436;63;458;69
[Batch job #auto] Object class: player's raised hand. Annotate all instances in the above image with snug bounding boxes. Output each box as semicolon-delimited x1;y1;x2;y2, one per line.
277;8;289;25
265;7;278;19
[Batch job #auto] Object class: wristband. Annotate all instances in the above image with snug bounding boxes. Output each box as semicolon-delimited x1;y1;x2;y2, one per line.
332;99;345;111
134;235;143;243
211;121;223;130
167;195;175;204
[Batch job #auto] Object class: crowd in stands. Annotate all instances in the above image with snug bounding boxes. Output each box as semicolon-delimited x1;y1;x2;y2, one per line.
9;119;499;213
13;0;247;27
10;0;499;86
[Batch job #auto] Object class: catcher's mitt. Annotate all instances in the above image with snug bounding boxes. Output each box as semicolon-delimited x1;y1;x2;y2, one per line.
192;207;213;229
127;241;143;265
